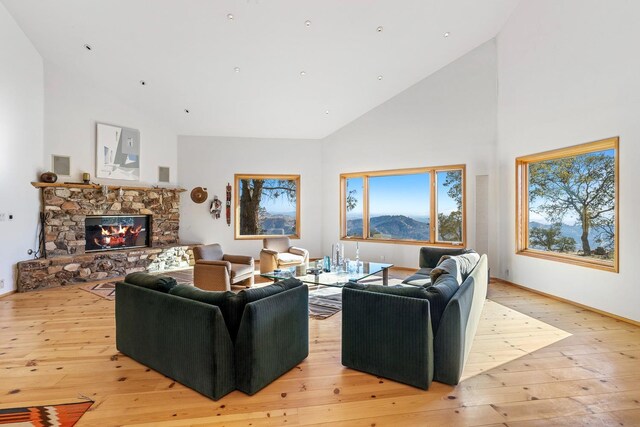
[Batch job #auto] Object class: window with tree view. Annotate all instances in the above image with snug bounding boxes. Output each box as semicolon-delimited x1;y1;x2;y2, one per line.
341;166;465;246
234;174;300;239
516;137;618;272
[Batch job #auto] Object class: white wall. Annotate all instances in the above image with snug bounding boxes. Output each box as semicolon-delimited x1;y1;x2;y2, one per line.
178;136;323;260
321;41;499;269
0;2;44;295
44;62;178;186
496;0;640;321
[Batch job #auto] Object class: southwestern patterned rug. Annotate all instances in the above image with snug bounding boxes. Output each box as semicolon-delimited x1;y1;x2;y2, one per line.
0;401;93;426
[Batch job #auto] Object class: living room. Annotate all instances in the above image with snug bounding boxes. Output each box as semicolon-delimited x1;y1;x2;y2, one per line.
1;0;639;426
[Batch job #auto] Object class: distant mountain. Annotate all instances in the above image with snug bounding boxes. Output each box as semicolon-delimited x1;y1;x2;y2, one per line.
347;215;429;240
261;213;295;235
529;221;602;248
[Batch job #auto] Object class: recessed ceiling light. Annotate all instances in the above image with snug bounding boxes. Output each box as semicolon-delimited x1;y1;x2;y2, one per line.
443;32;450;38
377;75;383;81
139;80;146;86
227;13;234;20
184;109;190;114
234;67;240;73
305;20;311;27
83;44;93;51
300;71;306;77
376;26;383;33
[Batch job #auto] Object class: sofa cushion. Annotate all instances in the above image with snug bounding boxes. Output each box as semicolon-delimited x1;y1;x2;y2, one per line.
125;272;178;293
263;237;291;253
401;274;432;287
230;262;254;279
439;252;480;281
276;253;305;264
430;258;462;285
194;243;224;261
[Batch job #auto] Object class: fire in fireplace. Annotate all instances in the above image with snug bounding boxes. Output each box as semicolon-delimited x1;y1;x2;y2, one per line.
85;215;150;252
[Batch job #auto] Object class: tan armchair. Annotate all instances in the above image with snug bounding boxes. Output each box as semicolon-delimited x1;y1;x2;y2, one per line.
259;237;309;274
193;244;254;291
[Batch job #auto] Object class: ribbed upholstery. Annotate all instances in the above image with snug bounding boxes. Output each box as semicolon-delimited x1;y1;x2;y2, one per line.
116;282;235;400
125;272;178;292
235;285;309;395
341;288;434;390
433;254;488;385
116;274;309;400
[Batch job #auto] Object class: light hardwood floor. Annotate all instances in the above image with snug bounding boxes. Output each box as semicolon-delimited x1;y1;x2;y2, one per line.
1;272;639;426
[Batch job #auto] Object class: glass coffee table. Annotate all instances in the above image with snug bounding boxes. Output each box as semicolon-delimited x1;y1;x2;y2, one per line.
261;261;394;287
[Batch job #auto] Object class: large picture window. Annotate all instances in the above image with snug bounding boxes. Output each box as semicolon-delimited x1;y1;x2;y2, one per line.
340;165;466;246
234;174;300;240
516;137;619;272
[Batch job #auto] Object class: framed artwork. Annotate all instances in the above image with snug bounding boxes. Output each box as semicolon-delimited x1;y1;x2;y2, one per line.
96;123;140;181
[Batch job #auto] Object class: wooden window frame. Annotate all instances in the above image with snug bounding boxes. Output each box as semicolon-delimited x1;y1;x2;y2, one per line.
515;137;619;273
340;165;466;247
234;174;301;240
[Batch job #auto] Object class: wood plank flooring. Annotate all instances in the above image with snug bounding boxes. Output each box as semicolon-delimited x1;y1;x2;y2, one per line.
1;271;639;426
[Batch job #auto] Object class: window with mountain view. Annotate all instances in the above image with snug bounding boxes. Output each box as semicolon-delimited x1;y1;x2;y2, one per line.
341;166;466;246
516;137;618;272
235;174;300;239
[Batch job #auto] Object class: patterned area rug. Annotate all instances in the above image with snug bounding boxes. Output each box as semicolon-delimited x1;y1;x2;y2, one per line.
307;278;406;319
308;287;343;319
0;401;93;426
81;282;116;300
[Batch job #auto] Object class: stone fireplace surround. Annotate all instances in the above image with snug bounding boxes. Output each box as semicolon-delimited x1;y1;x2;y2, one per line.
17;183;195;292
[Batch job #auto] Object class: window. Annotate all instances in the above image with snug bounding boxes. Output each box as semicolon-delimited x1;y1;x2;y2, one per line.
234;174;300;240
340;165;466;246
516;137;618;272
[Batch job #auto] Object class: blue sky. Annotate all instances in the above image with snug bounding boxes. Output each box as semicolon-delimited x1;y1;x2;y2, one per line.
346;172;460;219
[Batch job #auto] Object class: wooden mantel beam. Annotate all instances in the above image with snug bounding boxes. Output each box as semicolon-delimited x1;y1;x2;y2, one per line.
31;182;187;192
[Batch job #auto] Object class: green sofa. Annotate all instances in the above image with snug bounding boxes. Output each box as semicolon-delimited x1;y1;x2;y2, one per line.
115;273;309;400
341;253;488;389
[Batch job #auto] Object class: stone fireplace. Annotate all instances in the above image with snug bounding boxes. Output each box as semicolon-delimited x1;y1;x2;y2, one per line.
17;183;196;292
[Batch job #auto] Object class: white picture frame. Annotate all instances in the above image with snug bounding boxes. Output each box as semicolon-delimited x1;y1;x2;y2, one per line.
96;122;140;181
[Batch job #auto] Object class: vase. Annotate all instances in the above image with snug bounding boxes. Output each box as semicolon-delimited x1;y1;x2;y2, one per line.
40;171;58;183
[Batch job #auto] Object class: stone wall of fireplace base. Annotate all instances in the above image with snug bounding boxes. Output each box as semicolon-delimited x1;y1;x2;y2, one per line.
17;245;196;292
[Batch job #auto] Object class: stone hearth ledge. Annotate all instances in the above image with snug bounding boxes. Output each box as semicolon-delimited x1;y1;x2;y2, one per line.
17;244;197;292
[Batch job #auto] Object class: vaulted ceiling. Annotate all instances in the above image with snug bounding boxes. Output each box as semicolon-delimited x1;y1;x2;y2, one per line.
2;0;519;139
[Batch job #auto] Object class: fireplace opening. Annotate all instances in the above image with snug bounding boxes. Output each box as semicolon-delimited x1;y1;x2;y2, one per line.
85;215;150;252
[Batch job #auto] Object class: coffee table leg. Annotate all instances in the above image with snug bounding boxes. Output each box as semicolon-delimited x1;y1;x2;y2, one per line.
383;267;389;286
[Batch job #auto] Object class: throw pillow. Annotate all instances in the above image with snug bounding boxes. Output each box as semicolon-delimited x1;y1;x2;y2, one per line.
430;258;462;285
438;251;480;281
